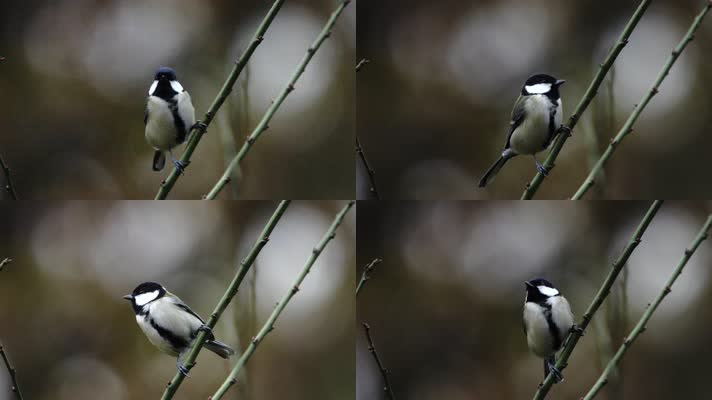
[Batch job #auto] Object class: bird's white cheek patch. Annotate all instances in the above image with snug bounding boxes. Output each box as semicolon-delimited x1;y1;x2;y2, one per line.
148;80;158;96
134;290;160;306
525;83;552;94
170;80;184;93
538;285;559;296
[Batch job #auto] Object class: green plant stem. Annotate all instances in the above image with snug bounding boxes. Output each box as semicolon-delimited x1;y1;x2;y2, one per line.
160;200;291;400
210;201;354;399
520;0;652;200
0;156;18;200
356;258;382;296
0;343;23;400
0;258;11;271
363;323;396;400
154;0;286;199
355;58;370;72
572;3;711;199
204;0;352;199
532;200;663;400
356;135;380;200
583;213;712;400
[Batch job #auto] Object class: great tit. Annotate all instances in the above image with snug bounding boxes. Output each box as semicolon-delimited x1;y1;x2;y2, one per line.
478;74;565;187
144;67;196;172
123;281;235;375
523;278;575;382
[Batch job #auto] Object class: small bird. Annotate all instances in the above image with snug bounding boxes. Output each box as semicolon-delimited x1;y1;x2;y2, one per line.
144;67;197;172
522;278;575;382
123;282;235;375
478;74;565;187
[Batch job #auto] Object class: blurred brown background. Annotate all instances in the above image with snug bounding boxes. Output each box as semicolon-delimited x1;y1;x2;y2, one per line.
0;201;355;400
356;0;712;199
0;0;355;199
356;201;712;399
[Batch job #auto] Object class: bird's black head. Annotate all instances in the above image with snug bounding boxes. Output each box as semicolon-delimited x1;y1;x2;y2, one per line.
154;67;177;81
521;74;565;99
525;278;560;303
123;281;166;314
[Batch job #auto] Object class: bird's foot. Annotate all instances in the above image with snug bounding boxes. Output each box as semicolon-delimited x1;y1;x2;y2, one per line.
177;360;190;377
570;324;584;335
172;158;187;174
548;362;564;383
535;161;549;176
192;121;207;132
197;324;213;335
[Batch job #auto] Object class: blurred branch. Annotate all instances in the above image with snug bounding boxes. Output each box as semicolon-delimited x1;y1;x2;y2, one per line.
210;201;355;399
532;200;663;400
160;200;291;400
216;91;241;199
0;343;23;400
572;2;711;199
583;213;712;400
0;156;18;200
205;1;352;199
356;135;381;200
356;58;370;72
154;0;286;199
0;258;11;271
356;257;382;296
363;323;396;400
520;0;652;199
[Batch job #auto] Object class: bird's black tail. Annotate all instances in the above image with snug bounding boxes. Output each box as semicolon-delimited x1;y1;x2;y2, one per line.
153;150;166;171
478;153;513;187
204;339;236;359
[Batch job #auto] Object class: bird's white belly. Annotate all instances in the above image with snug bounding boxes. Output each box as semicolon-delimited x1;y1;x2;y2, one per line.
136;315;180;356
509;95;559;155
145;97;179;151
523;302;555;358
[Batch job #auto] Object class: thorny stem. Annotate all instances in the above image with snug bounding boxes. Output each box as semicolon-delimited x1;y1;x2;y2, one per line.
0;343;23;400
571;2;712;199
204;0;352;199
154;0;286;199
356;135;381;200
0;156;18;200
356;258;382;296
210;201;355;399
363;323;396;400
160;200;291;400
532;200;663;400
583;213;712;400
355;58;370;72
521;0;653;199
0;258;11;271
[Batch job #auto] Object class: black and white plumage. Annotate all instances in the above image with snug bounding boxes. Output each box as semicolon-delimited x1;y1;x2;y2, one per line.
478;74;565;187
144;67;195;172
523;278;574;382
123;282;234;375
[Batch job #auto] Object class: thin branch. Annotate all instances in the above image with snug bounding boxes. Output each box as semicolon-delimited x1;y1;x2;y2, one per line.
0;258;11;271
583;213;712;400
0;156;18;200
532;200;663;400
571;2;711;200
355;58;370;72
204;0;352;199
356;257;382;296
363;323;396;400
356;135;381;200
0;343;23;400
160;200;291;400
210;200;355;399
154;0;286;199
521;0;652;199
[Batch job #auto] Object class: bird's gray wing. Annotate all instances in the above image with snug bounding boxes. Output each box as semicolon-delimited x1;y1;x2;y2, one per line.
504;95;526;150
166;295;206;324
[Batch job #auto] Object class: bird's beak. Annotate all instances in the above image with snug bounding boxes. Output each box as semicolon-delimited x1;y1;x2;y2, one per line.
524;281;535;289
555;79;566;86
123;294;133;301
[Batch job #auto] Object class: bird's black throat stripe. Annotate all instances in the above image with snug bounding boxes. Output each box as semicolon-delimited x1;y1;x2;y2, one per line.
168;98;188;144
541;302;563;351
149;317;189;351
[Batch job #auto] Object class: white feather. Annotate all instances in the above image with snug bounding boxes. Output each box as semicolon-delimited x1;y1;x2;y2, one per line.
525;83;552;94
538;285;559;297
135;296;204;356
134;290;159;306
547;295;574;341
170;80;184;93
523;302;555;357
148;80;158;96
509;95;553;154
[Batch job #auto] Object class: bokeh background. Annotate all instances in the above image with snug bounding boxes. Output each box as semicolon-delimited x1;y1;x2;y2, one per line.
356;0;712;199
0;200;355;400
0;0;354;199
357;201;712;400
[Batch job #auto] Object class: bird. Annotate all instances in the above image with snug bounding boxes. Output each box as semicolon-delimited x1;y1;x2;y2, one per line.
144;67;198;172
123;281;234;376
478;74;565;187
522;278;576;382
